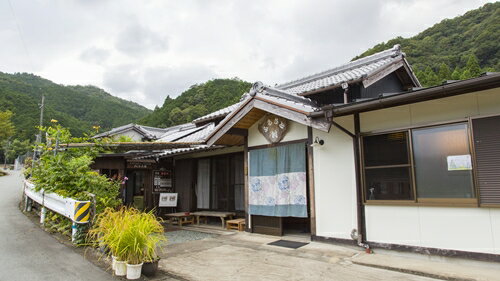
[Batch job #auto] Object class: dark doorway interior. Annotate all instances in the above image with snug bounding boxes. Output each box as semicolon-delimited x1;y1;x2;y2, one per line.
125;170;146;210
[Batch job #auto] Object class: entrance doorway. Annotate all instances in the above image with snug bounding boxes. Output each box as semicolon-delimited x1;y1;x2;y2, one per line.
125;170;146;210
249;142;311;236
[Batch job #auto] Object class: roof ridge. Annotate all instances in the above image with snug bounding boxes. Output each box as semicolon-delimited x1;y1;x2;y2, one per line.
277;44;401;90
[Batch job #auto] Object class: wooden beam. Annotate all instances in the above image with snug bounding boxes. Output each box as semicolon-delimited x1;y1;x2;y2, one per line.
206;99;255;146
227;128;248;136
253;99;331;132
362;60;404;88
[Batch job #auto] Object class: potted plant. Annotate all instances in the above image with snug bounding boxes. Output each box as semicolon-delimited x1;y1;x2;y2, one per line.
89;207;166;279
122;210;166;279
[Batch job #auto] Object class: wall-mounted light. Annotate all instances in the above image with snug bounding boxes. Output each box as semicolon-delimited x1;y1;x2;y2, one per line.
310;136;324;147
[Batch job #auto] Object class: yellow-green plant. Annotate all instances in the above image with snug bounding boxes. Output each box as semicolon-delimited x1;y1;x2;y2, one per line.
88;207;166;264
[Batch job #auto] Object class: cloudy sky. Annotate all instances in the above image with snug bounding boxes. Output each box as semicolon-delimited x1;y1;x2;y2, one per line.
0;0;492;109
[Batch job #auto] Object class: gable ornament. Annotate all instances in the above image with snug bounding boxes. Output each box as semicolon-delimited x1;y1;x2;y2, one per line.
258;114;288;143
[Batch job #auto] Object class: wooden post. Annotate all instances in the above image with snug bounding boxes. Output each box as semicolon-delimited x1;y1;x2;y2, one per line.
307;127;317;236
244;136;250;232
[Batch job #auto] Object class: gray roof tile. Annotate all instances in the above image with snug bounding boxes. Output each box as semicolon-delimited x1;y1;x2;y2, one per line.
277;45;403;95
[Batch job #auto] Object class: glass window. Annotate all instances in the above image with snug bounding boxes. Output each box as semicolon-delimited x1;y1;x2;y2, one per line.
364;132;409;166
412;124;475;198
365;167;413;200
363;132;413;200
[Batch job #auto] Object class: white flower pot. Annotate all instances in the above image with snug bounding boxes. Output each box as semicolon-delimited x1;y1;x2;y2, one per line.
115;260;127;276
111;255;117;270
126;263;143;280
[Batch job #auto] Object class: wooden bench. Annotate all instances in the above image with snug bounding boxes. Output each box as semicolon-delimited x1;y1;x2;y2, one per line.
191;211;236;228
226;218;246;231
165;212;195;227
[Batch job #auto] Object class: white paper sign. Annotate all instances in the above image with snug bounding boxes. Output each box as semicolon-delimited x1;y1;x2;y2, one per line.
159;193;178;207
447;155;472;171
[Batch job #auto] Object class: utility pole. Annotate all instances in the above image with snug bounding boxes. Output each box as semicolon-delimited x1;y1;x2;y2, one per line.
30;94;44;175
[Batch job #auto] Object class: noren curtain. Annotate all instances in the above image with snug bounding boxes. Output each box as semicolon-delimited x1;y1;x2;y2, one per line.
249;142;307;217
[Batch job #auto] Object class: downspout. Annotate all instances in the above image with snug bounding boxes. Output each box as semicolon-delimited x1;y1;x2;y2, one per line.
323;109;370;251
352;113;370;252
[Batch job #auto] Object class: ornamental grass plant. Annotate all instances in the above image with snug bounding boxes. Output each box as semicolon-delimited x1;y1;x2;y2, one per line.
88;207;166;264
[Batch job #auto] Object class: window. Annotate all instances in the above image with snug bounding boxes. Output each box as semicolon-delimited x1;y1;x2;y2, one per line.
412;124;474;199
362;122;476;204
363;132;413;200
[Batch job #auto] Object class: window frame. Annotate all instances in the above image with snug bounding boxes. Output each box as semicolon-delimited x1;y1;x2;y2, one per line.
361;120;479;207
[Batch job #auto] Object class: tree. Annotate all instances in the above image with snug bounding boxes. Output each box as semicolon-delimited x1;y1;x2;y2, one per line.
464;54;482;78
437;63;451;81
0;110;15;142
451;67;462;80
423;66;440;87
3;139;31;163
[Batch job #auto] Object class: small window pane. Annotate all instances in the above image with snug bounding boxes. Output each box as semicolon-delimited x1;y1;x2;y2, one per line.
365;167;413;200
364;132;409;166
412;124;475;198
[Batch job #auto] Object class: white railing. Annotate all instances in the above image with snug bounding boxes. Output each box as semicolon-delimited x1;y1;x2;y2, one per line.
24;180;92;224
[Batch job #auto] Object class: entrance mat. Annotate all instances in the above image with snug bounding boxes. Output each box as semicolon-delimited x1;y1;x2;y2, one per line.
267;240;309;249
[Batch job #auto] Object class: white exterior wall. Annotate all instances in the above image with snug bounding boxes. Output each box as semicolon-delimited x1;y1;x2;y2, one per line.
313;116;358;240
360;88;500;254
248;116;308;147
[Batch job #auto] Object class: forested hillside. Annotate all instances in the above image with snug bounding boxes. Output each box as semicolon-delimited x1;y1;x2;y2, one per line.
0;72;151;140
355;2;499;86
140;78;251;128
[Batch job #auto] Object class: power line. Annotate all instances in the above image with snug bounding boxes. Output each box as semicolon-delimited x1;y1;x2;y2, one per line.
7;0;35;71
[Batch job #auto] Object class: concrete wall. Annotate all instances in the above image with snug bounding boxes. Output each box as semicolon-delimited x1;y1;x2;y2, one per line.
359;88;500;254
366;205;500;254
313;115;358;240
248;116;308;147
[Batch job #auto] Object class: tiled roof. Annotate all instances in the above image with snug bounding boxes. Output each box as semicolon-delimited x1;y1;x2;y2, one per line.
176;122;215;142
277;45;404;95
156;123;205;142
193;103;242;124
92;123;168;140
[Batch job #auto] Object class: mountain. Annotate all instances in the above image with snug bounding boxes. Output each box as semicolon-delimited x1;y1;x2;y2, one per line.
140;78;252;128
355;2;499;86
0;72;151;140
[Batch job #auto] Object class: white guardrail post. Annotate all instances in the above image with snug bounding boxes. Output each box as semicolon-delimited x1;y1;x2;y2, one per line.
23;180;92;243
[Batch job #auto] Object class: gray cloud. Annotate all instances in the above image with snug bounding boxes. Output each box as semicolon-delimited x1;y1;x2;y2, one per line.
103;65;141;93
115;23;168;57
0;0;493;109
80;47;111;64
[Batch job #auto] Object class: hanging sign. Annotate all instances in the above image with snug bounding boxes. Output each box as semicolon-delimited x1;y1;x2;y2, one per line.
153;170;172;193
258;114;288;143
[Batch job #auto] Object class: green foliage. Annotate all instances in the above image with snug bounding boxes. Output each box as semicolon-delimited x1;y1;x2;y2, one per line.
0;110;15;142
140;78;251;127
0;72;151;141
30;123;121;216
355;2;499;86
2;139;31;163
88;207;166;263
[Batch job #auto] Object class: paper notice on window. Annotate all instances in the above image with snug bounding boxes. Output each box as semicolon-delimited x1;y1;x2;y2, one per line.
447;155;472;171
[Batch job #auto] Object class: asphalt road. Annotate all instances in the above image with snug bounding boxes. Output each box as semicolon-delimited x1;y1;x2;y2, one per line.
0;170;115;281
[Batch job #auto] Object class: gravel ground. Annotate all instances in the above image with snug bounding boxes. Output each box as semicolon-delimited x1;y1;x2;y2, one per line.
165;230;217;245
